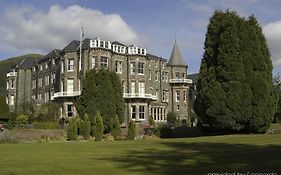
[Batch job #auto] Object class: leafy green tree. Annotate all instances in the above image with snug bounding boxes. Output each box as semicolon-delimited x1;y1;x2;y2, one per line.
110;115;121;140
80;114;91;139
126;120;136;140
67;117;78;141
0;95;10;121
167;112;180;127
15;114;29;128
76;69;124;132
92;111;104;141
19;101;36;122
195;10;274;133
37;102;60;122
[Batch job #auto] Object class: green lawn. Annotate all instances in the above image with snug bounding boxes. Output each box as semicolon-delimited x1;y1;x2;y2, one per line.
0;135;280;175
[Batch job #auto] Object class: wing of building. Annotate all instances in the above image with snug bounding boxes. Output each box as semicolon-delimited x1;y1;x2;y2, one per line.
6;37;193;124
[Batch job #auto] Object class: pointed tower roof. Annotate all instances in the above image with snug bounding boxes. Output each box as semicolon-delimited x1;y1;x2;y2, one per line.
167;40;187;67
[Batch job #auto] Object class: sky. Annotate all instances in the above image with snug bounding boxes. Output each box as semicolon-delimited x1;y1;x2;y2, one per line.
0;0;281;74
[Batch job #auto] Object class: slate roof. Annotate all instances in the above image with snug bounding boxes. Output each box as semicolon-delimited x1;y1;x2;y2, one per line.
63;40;80;51
112;41;126;46
63;38;92;51
167;41;187;67
147;53;167;61
18;57;38;69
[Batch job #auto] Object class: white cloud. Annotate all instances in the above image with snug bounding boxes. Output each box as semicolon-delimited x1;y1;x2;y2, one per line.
263;20;281;68
0;5;140;57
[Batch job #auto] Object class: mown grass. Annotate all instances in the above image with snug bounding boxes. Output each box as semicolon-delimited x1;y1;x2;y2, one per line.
0;134;280;175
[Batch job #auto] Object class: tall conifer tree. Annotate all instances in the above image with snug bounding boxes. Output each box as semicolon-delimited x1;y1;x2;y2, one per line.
195;10;274;133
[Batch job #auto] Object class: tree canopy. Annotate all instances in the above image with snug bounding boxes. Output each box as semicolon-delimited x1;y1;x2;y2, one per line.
195;10;275;133
76;69;124;130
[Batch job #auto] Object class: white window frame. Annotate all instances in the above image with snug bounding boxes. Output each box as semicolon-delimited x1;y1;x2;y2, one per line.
92;56;96;69
67;104;74;117
131;105;136;120
10;79;15;89
139;82;145;95
131;82;135;94
138;62;145;75
67;58;74;72
100;56;108;69
139;105;145;120
176;91;180;102
10;95;14;105
67;78;74;92
116;61;122;74
130;62;135;75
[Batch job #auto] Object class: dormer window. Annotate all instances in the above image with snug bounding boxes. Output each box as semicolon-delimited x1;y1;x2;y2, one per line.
128;45;146;55
90;38;111;49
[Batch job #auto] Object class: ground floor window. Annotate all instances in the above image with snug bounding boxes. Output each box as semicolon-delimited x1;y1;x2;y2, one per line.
139;105;145;120
151;106;167;122
67;104;74;117
131;105;136;119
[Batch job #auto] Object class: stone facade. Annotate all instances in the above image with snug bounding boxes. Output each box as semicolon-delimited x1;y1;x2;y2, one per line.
6;37;192;124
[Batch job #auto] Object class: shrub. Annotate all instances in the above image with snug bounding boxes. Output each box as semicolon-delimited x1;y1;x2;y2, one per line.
15;115;29;128
104;135;114;142
144;127;160;137
126;120;136;140
67;117;78;141
167;112;180;127
37;135;50;143
36;102;60;122
0;129;11;142
6;120;14;130
33;122;60;129
110;115;121;140
148;115;155;126
80;114;91;139
159;125;174;138
92;112;104;141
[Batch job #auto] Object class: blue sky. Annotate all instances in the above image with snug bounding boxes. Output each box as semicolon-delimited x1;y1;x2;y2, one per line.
0;0;281;74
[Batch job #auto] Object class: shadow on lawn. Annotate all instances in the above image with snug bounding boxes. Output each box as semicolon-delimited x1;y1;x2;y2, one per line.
99;142;281;175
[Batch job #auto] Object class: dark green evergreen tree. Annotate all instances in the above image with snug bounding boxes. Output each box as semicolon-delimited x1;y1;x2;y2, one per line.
110;115;121;140
195;10;274;133
76;69;124;131
92;111;104;141
67;117;78;141
0;95;10;121
80;113;91;139
126;120;136;140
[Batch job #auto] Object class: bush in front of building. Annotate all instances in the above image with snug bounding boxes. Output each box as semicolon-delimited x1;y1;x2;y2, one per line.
80;113;91;140
92;111;104;141
126;120;136;140
36;102;60;122
67;117;78;141
159;124;202;138
76;69;125;133
148;115;155;126
15;114;29;128
110;115;121;140
167;112;181;127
